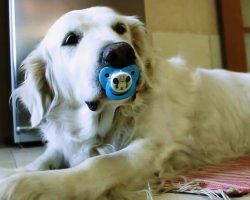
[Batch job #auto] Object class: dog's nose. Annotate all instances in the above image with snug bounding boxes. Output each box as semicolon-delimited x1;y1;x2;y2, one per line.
100;42;136;68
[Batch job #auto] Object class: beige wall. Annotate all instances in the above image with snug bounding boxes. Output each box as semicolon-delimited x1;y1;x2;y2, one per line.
241;0;250;68
145;0;222;68
242;0;250;27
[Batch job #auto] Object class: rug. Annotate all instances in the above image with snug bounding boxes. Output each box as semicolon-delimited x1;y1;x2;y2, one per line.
157;156;250;200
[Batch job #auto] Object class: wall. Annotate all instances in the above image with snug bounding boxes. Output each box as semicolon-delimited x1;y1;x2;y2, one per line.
145;0;222;68
241;0;250;68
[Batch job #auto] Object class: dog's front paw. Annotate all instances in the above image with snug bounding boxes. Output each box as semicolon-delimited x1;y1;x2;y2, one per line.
0;173;63;200
0;168;104;200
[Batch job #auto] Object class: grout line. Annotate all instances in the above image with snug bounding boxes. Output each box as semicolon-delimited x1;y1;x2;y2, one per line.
10;148;18;168
208;34;213;68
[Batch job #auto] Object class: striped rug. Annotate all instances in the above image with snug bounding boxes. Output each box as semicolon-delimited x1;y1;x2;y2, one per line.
158;156;250;200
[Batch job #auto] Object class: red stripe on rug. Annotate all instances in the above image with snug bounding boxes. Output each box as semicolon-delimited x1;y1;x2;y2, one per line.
159;156;250;199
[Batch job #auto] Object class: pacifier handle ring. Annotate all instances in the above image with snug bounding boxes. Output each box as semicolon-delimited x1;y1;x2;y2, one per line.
99;65;140;100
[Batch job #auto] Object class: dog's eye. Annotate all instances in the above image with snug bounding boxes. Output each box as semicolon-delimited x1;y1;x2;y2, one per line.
113;23;127;35
62;32;81;46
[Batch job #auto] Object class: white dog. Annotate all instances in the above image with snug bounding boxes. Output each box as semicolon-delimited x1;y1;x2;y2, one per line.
1;6;250;200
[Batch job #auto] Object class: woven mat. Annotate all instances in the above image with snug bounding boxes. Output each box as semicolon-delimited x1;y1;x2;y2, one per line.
157;156;250;200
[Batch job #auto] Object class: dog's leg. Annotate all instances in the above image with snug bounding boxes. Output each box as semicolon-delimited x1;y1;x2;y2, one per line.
0;147;64;180
0;139;163;200
26;147;64;171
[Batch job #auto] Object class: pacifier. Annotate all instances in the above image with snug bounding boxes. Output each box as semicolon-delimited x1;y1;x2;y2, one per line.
99;65;140;100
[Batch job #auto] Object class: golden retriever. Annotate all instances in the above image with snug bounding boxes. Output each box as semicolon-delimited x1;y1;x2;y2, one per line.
1;6;250;200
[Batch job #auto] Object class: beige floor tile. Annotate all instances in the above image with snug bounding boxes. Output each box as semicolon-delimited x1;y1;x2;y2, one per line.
11;146;45;164
0;161;16;168
0;148;15;162
236;195;250;200
155;193;207;200
15;160;32;168
155;193;250;200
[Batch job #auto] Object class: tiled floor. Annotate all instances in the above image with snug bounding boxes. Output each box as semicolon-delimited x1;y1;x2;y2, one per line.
0;146;45;168
0;146;250;200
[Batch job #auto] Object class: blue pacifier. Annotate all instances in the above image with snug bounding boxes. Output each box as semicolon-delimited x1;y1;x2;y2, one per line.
99;65;140;100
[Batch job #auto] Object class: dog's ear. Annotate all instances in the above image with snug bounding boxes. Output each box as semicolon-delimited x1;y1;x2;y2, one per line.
16;47;54;127
126;17;151;58
127;16;154;91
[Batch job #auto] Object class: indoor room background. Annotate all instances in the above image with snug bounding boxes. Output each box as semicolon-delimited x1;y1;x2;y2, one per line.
0;0;249;146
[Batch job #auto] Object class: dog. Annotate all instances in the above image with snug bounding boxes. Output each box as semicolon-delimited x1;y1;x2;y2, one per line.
1;6;250;200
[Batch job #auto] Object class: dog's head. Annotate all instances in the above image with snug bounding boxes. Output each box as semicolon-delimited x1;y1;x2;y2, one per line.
16;7;154;127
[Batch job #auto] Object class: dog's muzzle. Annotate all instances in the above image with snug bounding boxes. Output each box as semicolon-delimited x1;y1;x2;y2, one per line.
85;42;141;111
98;42;140;100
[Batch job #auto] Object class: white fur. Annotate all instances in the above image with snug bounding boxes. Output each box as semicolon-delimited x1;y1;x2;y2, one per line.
1;6;250;200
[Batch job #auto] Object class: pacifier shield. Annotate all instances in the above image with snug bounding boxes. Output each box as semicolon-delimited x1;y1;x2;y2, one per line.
99;65;140;100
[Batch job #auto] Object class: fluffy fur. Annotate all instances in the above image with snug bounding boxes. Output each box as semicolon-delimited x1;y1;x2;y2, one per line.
1;7;250;200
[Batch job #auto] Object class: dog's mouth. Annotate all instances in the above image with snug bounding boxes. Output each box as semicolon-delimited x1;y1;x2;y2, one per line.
85;101;99;111
84;96;132;112
84;88;137;112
